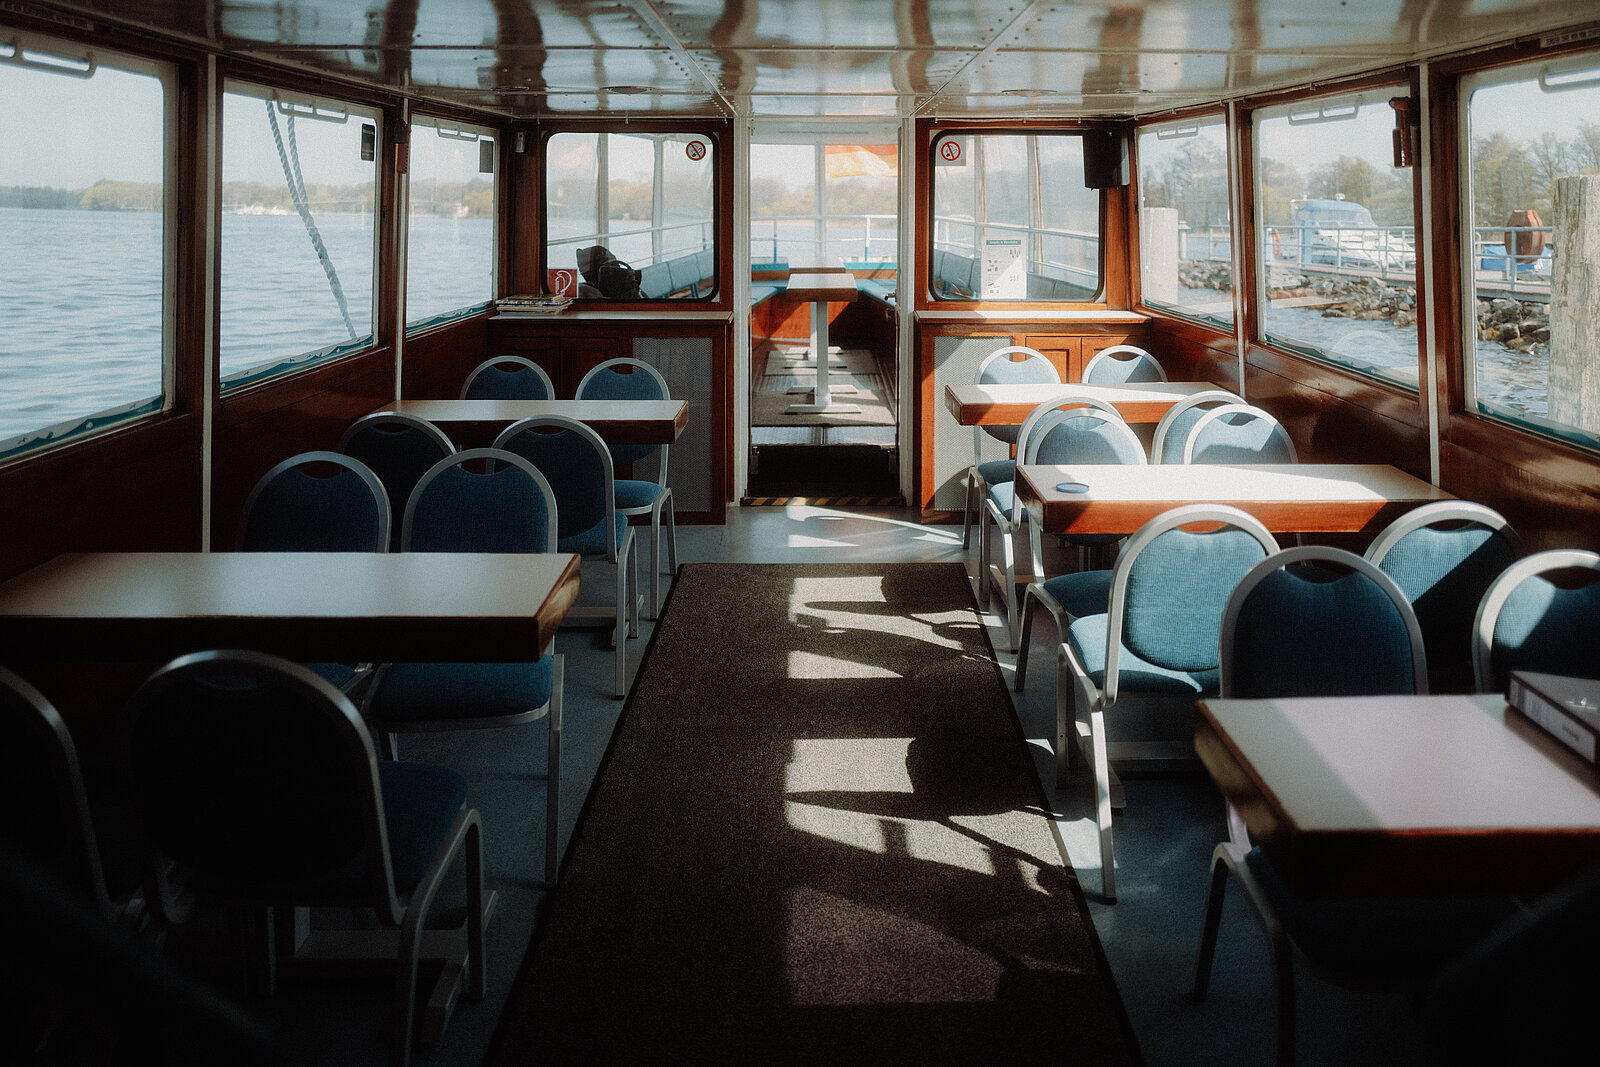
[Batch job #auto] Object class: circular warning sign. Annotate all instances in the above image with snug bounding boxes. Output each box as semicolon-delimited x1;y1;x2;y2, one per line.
686;140;706;161
939;140;962;163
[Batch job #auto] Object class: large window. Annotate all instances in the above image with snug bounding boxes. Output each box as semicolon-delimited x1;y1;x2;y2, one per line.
220;83;378;388
544;131;715;300
0;31;171;459
750;136;897;269
1255;87;1419;390
1464;53;1600;451
1137;115;1233;328
930;132;1101;302
406;116;496;330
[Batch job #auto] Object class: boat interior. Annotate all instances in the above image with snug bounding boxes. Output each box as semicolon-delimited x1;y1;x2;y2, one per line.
5;0;1600;1064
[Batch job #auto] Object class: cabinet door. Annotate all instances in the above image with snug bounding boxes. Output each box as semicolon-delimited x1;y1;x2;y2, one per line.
559;338;622;397
1022;334;1080;383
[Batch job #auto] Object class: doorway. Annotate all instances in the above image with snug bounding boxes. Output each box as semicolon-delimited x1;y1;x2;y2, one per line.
745;132;902;505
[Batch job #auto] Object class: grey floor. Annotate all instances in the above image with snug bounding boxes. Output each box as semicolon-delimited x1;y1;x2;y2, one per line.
245;505;1440;1066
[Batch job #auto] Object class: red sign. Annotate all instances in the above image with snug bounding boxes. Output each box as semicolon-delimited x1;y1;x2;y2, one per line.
546;268;577;296
939;140;962;163
686;139;706;161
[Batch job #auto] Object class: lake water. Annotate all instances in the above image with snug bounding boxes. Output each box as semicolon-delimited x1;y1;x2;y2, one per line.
0;207;1542;446
1;207;494;443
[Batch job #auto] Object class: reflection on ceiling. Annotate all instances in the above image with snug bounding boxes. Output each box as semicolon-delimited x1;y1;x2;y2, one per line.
31;0;1600;118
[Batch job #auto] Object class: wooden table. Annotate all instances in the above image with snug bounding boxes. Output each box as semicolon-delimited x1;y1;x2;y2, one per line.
382;398;688;449
784;271;860;415
1016;462;1450;538
0;551;581;663
1196;694;1600;896
945;381;1227;426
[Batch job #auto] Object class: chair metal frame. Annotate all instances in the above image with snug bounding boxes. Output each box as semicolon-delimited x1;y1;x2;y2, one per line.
0;664;116;922
120;649;488;1067
1181;402;1299;464
1082;344;1168;384
236;450;392;553
979;394;1131;650
961;345;1060;551
1470;548;1600;694
1054;504;1279;902
1363;499;1523;693
575;356;678;620
1196;546;1433;1066
494;416;640;698
337;412;458;550
460;354;556;400
1148;388;1244;464
366;446;566;883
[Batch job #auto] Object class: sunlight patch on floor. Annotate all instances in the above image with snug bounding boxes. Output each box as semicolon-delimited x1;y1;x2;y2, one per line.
786;649;902;679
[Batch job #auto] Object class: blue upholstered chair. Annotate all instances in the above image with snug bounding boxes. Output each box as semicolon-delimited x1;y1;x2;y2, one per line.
982;395;1136;651
1054;505;1278;902
575;357;677;619
460;355;555;400
1082;344;1167;384
236;451;390;554
0;665;116;922
237;450;391;693
1471;548;1600;694
1181;403;1298;464
1194;547;1515;1067
1364;500;1523;694
361;447;566;885
494;416;639;698
961;345;1060;551
119;649;488;1067
1149;388;1243;464
337;413;457;550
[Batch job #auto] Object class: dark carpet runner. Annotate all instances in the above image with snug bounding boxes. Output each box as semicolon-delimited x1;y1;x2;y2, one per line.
487;563;1139;1065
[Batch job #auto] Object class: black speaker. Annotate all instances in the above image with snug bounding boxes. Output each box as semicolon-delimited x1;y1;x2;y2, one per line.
1082;129;1128;189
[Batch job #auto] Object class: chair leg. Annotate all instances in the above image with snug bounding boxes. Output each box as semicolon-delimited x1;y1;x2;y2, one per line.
999;525;1020;650
1014;586;1037;691
1192;846;1234;1000
545;655;564;888
1272;929;1297;1067
614;558;628;698
646;513;661;621
1054;668;1075;786
976;502;991;606
627;539;641;639
961;470;977;549
1087;705;1116;903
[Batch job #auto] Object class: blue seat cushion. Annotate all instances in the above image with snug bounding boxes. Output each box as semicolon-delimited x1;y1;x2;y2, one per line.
368;661;555;728
1040;570;1113;621
1246;847;1518;978
975;459;1014;487
558;514;629;557
1066;614;1219;695
305;662;358;689
614;479;665;512
985;480;1017;515
375;761;472;893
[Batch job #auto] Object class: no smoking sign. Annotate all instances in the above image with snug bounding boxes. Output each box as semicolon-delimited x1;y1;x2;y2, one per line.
937;139;963;164
685;140;706;161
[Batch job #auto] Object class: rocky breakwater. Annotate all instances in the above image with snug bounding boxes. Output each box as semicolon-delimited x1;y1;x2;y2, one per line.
1178;260;1550;354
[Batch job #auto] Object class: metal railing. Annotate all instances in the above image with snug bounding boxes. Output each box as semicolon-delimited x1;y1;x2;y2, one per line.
749;213;898;265
933;215;1100;290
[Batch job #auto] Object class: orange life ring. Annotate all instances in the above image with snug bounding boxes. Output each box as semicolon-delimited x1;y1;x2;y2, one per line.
1270;228;1283;258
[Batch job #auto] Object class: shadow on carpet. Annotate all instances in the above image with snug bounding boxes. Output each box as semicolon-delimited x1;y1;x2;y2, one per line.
486;562;1141;1065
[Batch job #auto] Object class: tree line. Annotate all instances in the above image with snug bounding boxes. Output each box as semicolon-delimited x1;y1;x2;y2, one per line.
1142;120;1600;233
0;177;492;216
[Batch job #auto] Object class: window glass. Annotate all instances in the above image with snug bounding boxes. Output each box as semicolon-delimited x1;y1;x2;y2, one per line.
220;83;378;388
1256;88;1419;390
544;131;715;299
1465;54;1600;451
1137;116;1234;327
750;140;897;269
0;33;170;459
406;117;496;330
930;132;1101;302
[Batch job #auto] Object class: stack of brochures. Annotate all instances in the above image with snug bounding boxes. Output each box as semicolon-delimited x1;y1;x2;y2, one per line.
496;293;572;315
1508;670;1600;764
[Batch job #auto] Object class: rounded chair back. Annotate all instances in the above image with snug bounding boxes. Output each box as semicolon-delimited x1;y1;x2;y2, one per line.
337;413;457;548
575;357;671;468
237;451;390;552
461;356;555;400
1150;389;1244;463
1083;345;1167;384
1182;403;1298;464
401;447;558;554
974;345;1060;448
1221;546;1427;698
1472;549;1600;693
